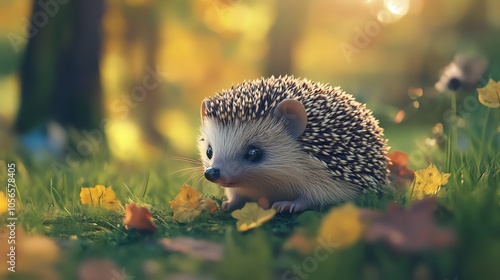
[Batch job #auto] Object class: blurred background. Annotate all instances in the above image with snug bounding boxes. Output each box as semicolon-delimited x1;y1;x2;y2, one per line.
0;0;498;169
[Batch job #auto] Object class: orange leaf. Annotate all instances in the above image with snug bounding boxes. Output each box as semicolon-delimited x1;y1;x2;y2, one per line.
124;203;156;231
388;151;414;191
201;198;218;213
388;151;409;166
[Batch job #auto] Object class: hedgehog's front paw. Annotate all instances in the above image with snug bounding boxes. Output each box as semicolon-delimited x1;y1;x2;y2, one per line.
272;197;311;213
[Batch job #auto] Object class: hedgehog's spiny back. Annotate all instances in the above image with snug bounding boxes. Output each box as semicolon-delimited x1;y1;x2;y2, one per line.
203;76;389;189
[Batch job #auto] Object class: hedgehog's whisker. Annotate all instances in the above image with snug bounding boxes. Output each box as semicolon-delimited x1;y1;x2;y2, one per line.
170;166;203;176
170;156;201;165
185;169;205;184
192;174;206;188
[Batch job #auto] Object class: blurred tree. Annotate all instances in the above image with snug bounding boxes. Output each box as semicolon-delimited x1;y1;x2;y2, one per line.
265;0;309;77
121;1;163;146
15;0;105;143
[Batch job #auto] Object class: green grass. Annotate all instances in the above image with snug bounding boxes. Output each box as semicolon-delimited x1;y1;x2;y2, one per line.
1;106;499;280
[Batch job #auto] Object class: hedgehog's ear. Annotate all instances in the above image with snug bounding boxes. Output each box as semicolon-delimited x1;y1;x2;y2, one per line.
274;99;307;138
200;100;208;121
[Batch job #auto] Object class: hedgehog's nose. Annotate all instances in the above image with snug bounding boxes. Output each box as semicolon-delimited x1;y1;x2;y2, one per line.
204;168;220;182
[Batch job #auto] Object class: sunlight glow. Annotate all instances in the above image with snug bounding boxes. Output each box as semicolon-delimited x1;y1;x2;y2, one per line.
384;0;410;16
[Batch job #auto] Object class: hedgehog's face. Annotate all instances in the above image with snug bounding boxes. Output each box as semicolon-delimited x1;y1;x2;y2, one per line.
198;99;308;191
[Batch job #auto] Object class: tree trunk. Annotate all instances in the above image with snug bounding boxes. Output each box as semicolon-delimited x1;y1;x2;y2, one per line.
15;0;105;135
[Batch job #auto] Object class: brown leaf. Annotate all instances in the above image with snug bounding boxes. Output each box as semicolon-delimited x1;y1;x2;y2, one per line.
363;198;456;252
0;228;60;279
78;259;127;280
124;203;156;232
160;237;223;261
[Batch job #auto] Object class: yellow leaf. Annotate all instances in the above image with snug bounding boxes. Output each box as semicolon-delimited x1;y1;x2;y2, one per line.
412;164;451;199
318;203;365;248
169;185;202;212
79;185;121;210
173;207;203;223
231;202;276;232
0;192;7;215
169;185;203;223
477;79;500;108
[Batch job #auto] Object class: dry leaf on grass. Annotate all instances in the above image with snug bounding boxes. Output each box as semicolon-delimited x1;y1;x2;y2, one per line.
362;198;457;252
388;151;415;191
124;203;156;232
169;185;217;222
160;237;223;261
80;185;121;210
169;185;202;212
169;185;202;222
412;164;451;199
173;207;202;223
231;202;276;232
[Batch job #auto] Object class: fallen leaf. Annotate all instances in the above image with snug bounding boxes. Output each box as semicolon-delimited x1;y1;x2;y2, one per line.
78;259;128;280
160;237;223;261
412;164;451;199
388;151;414;191
169;185;203;223
0;191;7;215
388;151;409;166
200;198;218;213
363;198;456;252
231;202;276;232
169;185;202;211
173;207;202;223
0;228;60;279
124;203;156;231
318;203;365;248
477;79;500;108
80;185;121;210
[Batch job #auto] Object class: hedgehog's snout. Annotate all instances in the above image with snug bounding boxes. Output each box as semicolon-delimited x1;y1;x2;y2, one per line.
204;168;220;182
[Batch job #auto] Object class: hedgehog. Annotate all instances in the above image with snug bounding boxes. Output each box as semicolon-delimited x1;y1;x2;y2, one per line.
198;76;390;213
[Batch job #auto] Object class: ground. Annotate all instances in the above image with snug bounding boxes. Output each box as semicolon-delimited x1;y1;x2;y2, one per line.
0;106;499;280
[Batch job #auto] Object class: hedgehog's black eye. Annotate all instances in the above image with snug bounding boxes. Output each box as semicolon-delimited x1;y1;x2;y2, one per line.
206;145;213;159
244;146;263;163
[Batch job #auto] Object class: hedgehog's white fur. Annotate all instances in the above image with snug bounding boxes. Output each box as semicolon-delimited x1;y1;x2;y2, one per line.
199;76;389;212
